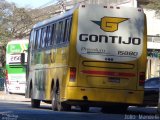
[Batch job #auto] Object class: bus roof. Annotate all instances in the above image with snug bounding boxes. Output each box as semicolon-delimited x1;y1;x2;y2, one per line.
33;4;144;29
33;4;79;29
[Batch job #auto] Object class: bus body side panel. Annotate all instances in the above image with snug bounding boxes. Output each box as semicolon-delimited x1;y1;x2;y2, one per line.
28;45;70;100
26;14;73;101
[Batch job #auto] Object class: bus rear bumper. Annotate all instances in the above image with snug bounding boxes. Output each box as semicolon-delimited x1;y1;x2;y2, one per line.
63;87;144;106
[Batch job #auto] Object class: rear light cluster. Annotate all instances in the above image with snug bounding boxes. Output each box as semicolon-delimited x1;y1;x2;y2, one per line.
139;72;145;86
69;67;76;82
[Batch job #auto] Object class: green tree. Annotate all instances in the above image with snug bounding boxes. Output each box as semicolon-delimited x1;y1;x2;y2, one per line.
0;1;15;67
8;7;33;38
0;0;66;67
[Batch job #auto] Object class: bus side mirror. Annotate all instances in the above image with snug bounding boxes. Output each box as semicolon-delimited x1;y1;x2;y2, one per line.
21;53;25;64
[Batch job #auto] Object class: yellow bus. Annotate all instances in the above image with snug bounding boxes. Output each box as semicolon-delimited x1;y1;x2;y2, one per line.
24;4;147;112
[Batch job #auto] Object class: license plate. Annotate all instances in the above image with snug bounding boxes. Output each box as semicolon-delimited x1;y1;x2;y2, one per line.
108;77;120;83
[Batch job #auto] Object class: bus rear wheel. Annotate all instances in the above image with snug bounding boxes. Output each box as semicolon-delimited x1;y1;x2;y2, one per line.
52;87;71;111
52;87;61;111
31;99;40;108
31;88;40;108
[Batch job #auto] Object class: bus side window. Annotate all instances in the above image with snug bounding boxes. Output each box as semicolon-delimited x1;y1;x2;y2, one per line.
30;30;35;50
58;20;65;44
37;29;42;49
35;30;39;49
40;27;47;48
54;23;59;45
56;22;61;44
50;24;55;46
64;17;72;42
60;20;66;44
46;25;52;47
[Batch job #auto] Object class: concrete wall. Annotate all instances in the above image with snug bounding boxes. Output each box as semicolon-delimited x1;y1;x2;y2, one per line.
147;58;160;79
144;9;160;36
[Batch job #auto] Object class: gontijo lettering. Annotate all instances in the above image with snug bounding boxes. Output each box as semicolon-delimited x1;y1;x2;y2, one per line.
79;34;141;45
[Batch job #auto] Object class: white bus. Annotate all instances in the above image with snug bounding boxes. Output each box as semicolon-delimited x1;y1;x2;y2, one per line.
6;39;28;94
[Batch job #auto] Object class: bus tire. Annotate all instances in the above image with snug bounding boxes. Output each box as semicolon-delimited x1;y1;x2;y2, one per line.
31;87;40;108
31;99;40;108
51;86;71;111
52;86;62;111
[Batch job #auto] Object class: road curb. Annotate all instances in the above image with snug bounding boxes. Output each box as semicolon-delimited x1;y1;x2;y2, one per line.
0;91;30;102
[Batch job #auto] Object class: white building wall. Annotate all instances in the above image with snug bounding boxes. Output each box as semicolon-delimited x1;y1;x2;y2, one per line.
144;9;160;36
144;9;160;78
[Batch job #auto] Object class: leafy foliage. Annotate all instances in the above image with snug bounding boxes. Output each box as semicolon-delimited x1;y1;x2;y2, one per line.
0;1;60;67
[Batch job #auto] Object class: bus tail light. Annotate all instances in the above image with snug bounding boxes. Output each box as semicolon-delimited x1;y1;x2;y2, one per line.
139;72;145;86
70;67;76;82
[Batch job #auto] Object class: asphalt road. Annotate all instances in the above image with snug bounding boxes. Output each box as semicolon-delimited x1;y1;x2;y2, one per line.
0;91;159;120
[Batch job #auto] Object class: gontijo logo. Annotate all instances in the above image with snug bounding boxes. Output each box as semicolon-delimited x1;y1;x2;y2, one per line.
92;17;129;32
79;16;141;46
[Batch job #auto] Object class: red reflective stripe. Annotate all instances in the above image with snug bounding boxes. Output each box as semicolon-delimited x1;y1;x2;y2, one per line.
81;70;135;77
